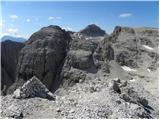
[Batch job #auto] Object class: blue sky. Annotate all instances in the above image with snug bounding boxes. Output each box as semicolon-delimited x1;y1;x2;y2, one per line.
0;1;159;39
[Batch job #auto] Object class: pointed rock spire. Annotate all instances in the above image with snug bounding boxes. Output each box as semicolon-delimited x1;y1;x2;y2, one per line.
13;76;55;100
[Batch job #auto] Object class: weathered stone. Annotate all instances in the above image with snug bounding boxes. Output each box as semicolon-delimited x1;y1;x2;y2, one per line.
109;80;121;94
13;89;21;99
112;81;121;94
138;97;148;107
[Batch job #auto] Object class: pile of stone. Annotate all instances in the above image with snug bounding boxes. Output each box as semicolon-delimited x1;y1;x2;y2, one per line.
13;76;55;100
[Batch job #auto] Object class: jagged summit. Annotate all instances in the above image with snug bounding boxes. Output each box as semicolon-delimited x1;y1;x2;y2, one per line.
27;25;70;44
41;25;63;31
79;24;106;37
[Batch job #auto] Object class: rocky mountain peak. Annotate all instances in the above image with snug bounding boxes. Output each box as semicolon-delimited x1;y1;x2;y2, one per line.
27;25;71;44
7;25;72;94
79;24;106;37
41;25;62;31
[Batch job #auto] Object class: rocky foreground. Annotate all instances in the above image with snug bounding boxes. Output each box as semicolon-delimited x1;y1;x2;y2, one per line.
1;24;159;118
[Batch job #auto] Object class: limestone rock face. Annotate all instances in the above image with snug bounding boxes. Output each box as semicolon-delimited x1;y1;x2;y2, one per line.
79;24;106;37
8;25;71;93
62;69;86;87
110;26;158;69
60;30;115;87
60;36;99;87
116;51;137;67
13;76;55;100
94;39;114;62
68;50;94;70
1;40;25;95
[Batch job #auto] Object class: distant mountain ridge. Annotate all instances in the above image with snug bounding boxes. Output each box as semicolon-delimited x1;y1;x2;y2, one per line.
1;35;27;42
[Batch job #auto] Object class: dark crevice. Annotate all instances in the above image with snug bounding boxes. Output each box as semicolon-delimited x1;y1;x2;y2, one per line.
51;38;71;93
42;48;47;80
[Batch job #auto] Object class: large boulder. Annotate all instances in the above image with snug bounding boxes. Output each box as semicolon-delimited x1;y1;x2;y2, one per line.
8;25;71;94
1;40;25;95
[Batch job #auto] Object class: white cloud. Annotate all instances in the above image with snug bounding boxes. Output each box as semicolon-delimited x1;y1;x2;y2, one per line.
9;14;18;20
48;16;54;20
26;18;31;22
119;13;132;18
8;28;19;35
48;16;62;20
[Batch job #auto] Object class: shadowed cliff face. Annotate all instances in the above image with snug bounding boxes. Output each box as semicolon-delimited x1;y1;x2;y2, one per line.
7;25;71;94
1;40;25;95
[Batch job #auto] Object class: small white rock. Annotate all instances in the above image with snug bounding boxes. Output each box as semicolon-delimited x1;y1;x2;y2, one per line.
142;45;153;50
121;66;137;72
13;89;21;99
130;78;136;82
69;109;75;113
147;68;151;72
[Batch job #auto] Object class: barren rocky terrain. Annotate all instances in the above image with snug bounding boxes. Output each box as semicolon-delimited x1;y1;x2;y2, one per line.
1;24;159;119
